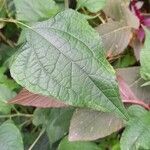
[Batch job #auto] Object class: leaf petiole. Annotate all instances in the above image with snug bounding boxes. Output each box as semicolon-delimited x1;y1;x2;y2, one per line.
0;113;33;119
0;18;32;29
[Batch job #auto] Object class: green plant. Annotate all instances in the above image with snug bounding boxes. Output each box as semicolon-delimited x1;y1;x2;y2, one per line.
0;0;150;149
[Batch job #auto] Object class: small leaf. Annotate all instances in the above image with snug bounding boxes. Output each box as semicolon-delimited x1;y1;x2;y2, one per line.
9;89;67;108
97;0;139;56
0;84;16;114
96;21;132;56
117;67;150;104
0;121;23;150
104;0;139;28
120;111;150;150
140;28;150;81
33;108;74;144
10;9;128;120
14;0;59;22
76;0;106;13
69;108;123;141
58;136;99;150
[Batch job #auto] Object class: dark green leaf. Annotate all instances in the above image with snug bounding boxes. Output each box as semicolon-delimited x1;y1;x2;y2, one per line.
33;108;74;144
58;136;99;150
10;9;128;119
0;84;16;114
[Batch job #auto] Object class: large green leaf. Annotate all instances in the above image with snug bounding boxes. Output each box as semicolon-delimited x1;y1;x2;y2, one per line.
10;9;128;119
76;0;106;13
120;107;150;150
58;136;99;150
0;121;23;150
69;108;123;141
140;29;150;81
14;0;59;22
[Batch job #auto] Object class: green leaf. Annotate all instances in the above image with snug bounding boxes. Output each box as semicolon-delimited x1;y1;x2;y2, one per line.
10;9;128;119
0;84;16;114
14;0;59;22
0;121;23;150
120;110;150;150
140;29;150;81
58;136;99;150
33;108;51;126
69;108;123;141
128;105;147;118
113;50;136;68
33;108;74;144
32;133;50;150
76;0;106;13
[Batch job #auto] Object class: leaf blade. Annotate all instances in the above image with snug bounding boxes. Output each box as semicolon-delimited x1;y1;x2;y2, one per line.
69;108;123;141
0;121;24;150
11;9;128;119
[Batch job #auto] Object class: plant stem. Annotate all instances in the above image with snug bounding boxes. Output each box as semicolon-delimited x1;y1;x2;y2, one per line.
0;113;33;119
65;0;69;8
0;32;15;48
123;99;150;110
0;18;32;29
19;119;32;128
28;129;45;150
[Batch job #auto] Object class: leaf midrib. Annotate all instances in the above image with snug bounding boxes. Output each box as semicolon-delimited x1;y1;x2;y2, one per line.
25;25;128;119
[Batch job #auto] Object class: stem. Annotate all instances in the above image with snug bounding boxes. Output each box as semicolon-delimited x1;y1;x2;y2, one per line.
0;32;15;48
0;113;33;119
123;99;150;110
0;18;32;29
19;119;32;128
65;0;69;8
28;129;45;150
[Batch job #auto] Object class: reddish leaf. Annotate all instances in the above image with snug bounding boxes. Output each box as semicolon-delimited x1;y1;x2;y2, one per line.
9;89;67;108
117;75;137;101
117;67;150;110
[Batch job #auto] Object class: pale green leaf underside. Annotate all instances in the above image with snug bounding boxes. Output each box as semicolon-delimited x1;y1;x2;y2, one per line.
0;121;23;150
10;9;128;119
